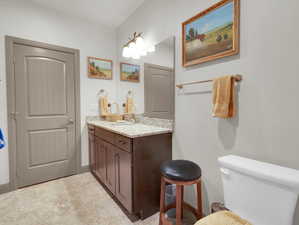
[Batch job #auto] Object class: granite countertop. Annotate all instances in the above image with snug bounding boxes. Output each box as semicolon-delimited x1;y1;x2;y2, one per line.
87;119;173;138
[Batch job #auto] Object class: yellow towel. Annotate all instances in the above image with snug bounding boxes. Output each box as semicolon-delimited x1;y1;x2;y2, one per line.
195;211;252;225
212;76;236;118
99;96;109;116
125;97;134;114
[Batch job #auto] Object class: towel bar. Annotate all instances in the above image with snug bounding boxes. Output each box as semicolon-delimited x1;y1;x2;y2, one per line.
176;75;242;89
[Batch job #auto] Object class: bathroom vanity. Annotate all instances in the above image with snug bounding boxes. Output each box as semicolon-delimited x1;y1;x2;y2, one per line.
87;120;172;221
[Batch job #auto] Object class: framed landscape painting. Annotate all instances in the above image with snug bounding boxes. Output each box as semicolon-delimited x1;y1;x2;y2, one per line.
88;57;113;80
120;63;140;82
182;0;240;67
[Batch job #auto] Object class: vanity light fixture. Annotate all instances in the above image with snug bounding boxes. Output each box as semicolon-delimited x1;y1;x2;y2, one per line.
122;32;155;59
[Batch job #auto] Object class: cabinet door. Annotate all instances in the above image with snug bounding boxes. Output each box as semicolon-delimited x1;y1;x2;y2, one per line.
105;143;116;194
94;137;100;179
115;148;132;212
88;131;95;173
95;137;106;183
94;137;99;177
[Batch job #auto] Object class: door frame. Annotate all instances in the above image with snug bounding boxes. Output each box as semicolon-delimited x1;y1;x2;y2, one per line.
5;36;82;191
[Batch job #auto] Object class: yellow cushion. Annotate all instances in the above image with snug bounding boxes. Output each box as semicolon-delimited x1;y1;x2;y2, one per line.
195;211;252;225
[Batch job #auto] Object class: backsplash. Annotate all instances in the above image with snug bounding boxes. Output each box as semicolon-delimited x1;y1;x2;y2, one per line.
135;115;173;129
86;116;102;122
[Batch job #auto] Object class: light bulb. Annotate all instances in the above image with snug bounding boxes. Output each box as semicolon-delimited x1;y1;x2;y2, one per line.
129;42;136;49
128;41;141;59
129;44;137;56
122;46;131;58
136;37;146;50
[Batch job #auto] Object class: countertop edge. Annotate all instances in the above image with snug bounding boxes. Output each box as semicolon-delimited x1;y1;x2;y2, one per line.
87;121;172;138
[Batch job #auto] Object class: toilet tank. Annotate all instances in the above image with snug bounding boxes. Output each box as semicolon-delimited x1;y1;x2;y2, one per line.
218;155;299;225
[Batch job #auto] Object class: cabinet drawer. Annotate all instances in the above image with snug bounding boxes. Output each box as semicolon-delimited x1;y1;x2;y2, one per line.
88;124;95;134
95;127;115;144
115;134;132;152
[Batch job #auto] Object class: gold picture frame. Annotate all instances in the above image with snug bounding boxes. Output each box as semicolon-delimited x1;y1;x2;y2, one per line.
182;0;240;67
120;62;140;83
88;57;113;80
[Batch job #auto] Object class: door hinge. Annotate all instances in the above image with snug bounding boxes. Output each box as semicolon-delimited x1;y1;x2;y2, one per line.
10;112;19;120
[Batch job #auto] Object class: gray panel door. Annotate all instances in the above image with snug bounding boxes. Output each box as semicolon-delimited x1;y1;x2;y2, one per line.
14;44;76;187
144;63;174;119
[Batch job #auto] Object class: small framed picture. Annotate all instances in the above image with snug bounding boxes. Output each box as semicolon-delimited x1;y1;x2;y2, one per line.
88;57;113;80
120;63;140;83
182;0;240;67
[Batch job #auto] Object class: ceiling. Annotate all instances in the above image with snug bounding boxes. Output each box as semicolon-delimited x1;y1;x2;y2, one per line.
28;0;146;28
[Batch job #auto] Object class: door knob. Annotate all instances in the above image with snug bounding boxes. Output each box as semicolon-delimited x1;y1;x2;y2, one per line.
67;118;74;125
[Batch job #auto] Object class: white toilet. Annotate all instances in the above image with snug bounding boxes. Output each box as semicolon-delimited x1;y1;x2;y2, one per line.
218;155;299;225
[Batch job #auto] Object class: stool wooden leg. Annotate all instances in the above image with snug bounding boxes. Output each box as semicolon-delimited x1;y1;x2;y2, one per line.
196;180;203;219
176;185;183;225
159;177;166;225
181;186;184;219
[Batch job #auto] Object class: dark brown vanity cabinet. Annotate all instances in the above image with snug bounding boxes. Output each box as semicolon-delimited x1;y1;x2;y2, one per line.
87;124;172;220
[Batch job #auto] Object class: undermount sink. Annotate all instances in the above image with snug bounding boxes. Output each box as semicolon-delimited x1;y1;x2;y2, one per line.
110;120;135;126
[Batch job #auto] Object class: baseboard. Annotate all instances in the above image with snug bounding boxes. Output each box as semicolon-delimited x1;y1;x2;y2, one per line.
1;167;90;195
0;183;11;195
80;165;90;174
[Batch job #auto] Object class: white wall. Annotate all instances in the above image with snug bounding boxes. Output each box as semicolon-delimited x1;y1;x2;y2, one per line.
141;41;174;68
117;0;299;218
0;0;118;185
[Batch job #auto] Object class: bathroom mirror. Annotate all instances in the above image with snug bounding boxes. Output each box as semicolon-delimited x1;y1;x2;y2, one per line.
119;36;175;120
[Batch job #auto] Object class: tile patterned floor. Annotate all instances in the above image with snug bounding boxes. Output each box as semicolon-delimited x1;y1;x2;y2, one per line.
0;173;159;225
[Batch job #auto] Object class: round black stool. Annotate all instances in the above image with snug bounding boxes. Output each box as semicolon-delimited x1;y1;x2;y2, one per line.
159;160;203;225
